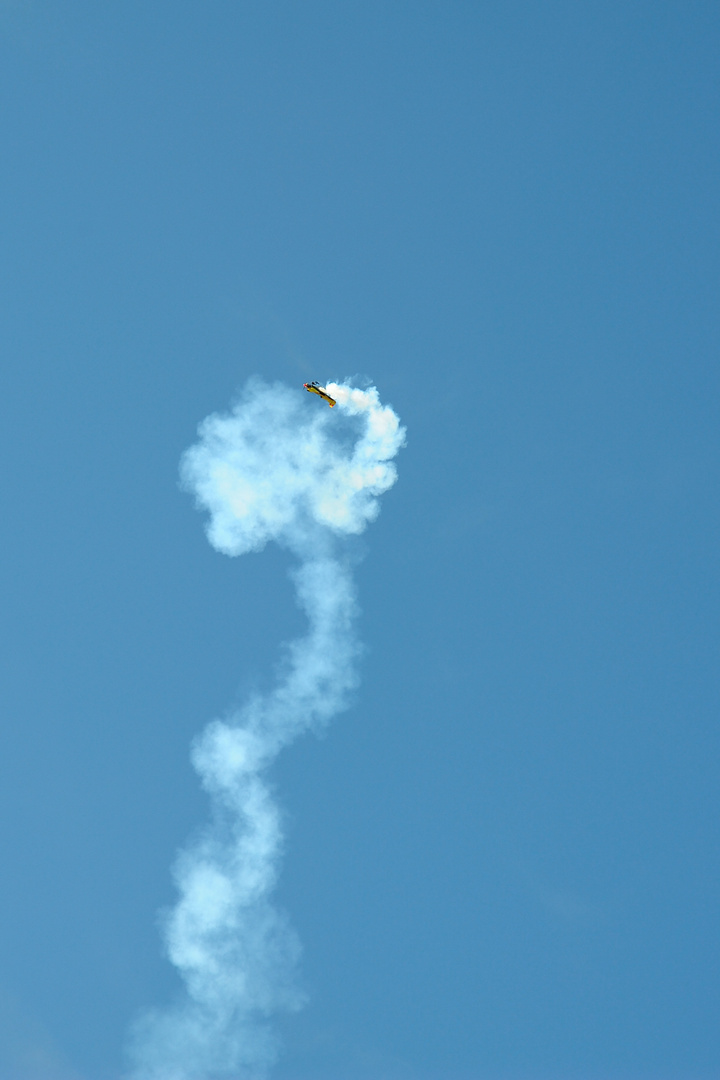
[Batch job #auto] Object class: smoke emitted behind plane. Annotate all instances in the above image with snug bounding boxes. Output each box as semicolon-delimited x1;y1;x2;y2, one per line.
126;379;405;1080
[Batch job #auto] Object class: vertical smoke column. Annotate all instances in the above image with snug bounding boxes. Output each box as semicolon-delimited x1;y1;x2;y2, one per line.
127;379;405;1080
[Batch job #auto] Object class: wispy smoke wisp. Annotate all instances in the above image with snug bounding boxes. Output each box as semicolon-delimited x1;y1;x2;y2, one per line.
127;380;405;1080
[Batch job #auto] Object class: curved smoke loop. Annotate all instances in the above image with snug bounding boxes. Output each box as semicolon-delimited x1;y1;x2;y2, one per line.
128;380;405;1080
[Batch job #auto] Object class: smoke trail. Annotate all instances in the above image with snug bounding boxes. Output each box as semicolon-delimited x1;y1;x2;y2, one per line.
127;379;405;1080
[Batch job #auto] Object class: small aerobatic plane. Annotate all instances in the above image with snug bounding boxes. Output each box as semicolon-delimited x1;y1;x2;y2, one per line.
303;381;336;407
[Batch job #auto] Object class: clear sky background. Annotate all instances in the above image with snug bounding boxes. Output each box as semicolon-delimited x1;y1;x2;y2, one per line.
0;3;718;1079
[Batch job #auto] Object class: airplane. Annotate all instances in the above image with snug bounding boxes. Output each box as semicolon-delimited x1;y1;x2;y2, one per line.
303;381;336;407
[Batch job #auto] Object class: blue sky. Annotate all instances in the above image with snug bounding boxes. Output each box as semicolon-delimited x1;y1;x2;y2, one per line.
0;2;718;1078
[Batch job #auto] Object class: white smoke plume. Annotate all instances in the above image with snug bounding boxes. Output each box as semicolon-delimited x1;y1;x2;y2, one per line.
126;379;405;1080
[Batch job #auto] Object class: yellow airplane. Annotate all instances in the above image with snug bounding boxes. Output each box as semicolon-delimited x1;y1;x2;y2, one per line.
303;381;336;407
